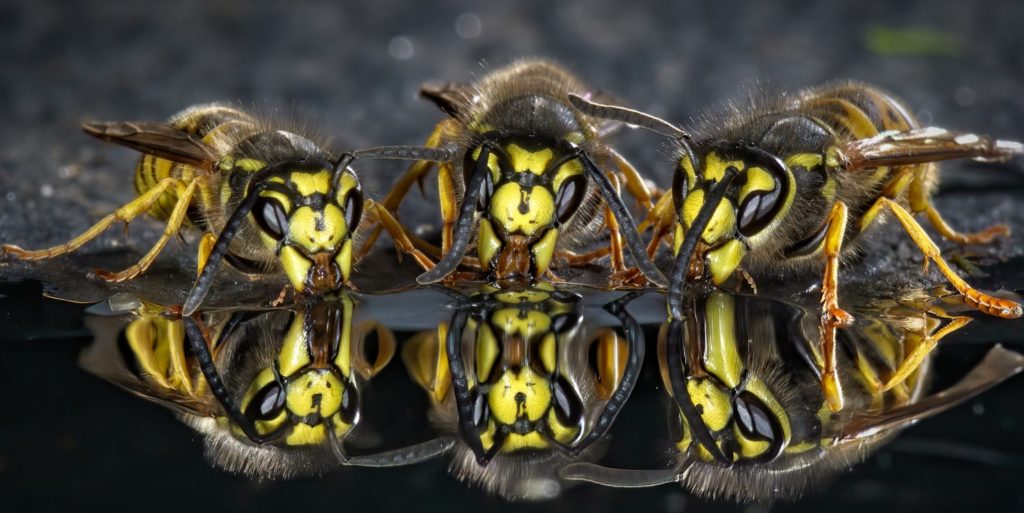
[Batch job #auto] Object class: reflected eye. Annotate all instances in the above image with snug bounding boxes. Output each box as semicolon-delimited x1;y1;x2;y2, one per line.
244;381;285;421
472;388;490;428
554;175;586;226
734;391;779;443
343;189;363;233
550;312;582;334
551;376;583;427
254;197;289;240
737;182;782;236
339;382;360;424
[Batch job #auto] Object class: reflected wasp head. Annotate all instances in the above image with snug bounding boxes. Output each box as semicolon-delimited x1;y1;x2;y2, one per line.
81;293;452;478
561;289;1024;501
401;282;645;500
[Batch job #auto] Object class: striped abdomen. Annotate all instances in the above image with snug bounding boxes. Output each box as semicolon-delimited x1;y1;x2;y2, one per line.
133;104;255;226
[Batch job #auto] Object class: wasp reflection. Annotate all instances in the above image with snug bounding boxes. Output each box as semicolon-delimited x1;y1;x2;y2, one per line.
401;283;645;500
81;293;453;478
561;289;1024;501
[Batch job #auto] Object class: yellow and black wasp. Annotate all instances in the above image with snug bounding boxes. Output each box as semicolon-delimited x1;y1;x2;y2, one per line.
3;104;446;314
82;293;453;477
374;59;666;286
400;282;643;500
560;289;1024;501
570;83;1024;410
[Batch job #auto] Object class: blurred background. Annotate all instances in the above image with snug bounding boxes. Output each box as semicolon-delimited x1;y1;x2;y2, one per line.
1;0;1023;511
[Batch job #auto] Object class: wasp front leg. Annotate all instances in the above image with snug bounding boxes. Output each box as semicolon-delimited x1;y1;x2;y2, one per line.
819;201;855;412
363;200;437;272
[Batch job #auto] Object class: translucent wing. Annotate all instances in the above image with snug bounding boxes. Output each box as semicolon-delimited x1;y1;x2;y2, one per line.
82;120;220;167
837;127;1024;171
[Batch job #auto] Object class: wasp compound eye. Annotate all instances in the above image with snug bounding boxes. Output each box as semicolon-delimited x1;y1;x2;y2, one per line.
342;189;363;233
552;375;583;427
554;174;586;227
254;196;289;240
245;381;286;421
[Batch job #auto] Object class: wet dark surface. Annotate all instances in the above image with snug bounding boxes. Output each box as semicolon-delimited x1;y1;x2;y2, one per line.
1;0;1024;511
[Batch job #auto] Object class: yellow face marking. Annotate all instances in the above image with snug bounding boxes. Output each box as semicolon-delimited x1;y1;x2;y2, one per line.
702;292;743;388
334;171;360;207
286;423;326;445
495;288;551;303
530;228;559;275
673;223;686;255
475;323;500;382
675;417;692;453
550;160;583;192
680;155;697;186
333;295;354;374
288;204;347;251
492;308;551;338
277;312;312;377
538;332;557;374
706;239;746;285
471;146;502;182
681;189;736;245
280;245;312;292
504;144;553;175
703;152;744;183
488;368;552;424
687;378;731;432
331;412;355;438
477;218;503;266
488;183;555;236
336;239;353;282
546;409;581;444
287;169;332;197
734;425;771;458
738;167;775;204
285;370;344;417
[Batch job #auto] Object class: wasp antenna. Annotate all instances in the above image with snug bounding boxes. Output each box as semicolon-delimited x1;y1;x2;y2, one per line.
352;144;458;163
568;93;689;140
560;462;684;488
444;308;490;465
571;295;645;454
576;149;668;287
417;143;494;284
666;168;737;321
183;315;265;444
182;188;263;316
665;319;731;464
347;437;458;467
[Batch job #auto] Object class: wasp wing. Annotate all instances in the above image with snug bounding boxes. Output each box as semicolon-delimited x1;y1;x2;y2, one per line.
839;344;1024;440
82;120;220;167
838;127;1024;171
80;315;219;417
420;81;476;118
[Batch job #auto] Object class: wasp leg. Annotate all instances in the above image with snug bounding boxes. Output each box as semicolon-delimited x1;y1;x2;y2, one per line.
605;147;655;211
358;119;459;256
364;200;437;272
90;179;199;282
196;232;217;277
819;201;855;412
3;177;185;270
868;197;1023;318
922;202;1010;245
882;315;973;392
591;328;628;400
559;247;612;266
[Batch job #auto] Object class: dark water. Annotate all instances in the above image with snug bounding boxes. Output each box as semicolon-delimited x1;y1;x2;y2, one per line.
2;0;1024;511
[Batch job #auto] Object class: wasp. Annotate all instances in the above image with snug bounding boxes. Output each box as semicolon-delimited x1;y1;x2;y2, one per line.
3;104;445;314
400;282;644;500
82;293;454;477
372;59;666;286
560;290;1024;501
570;82;1024;410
